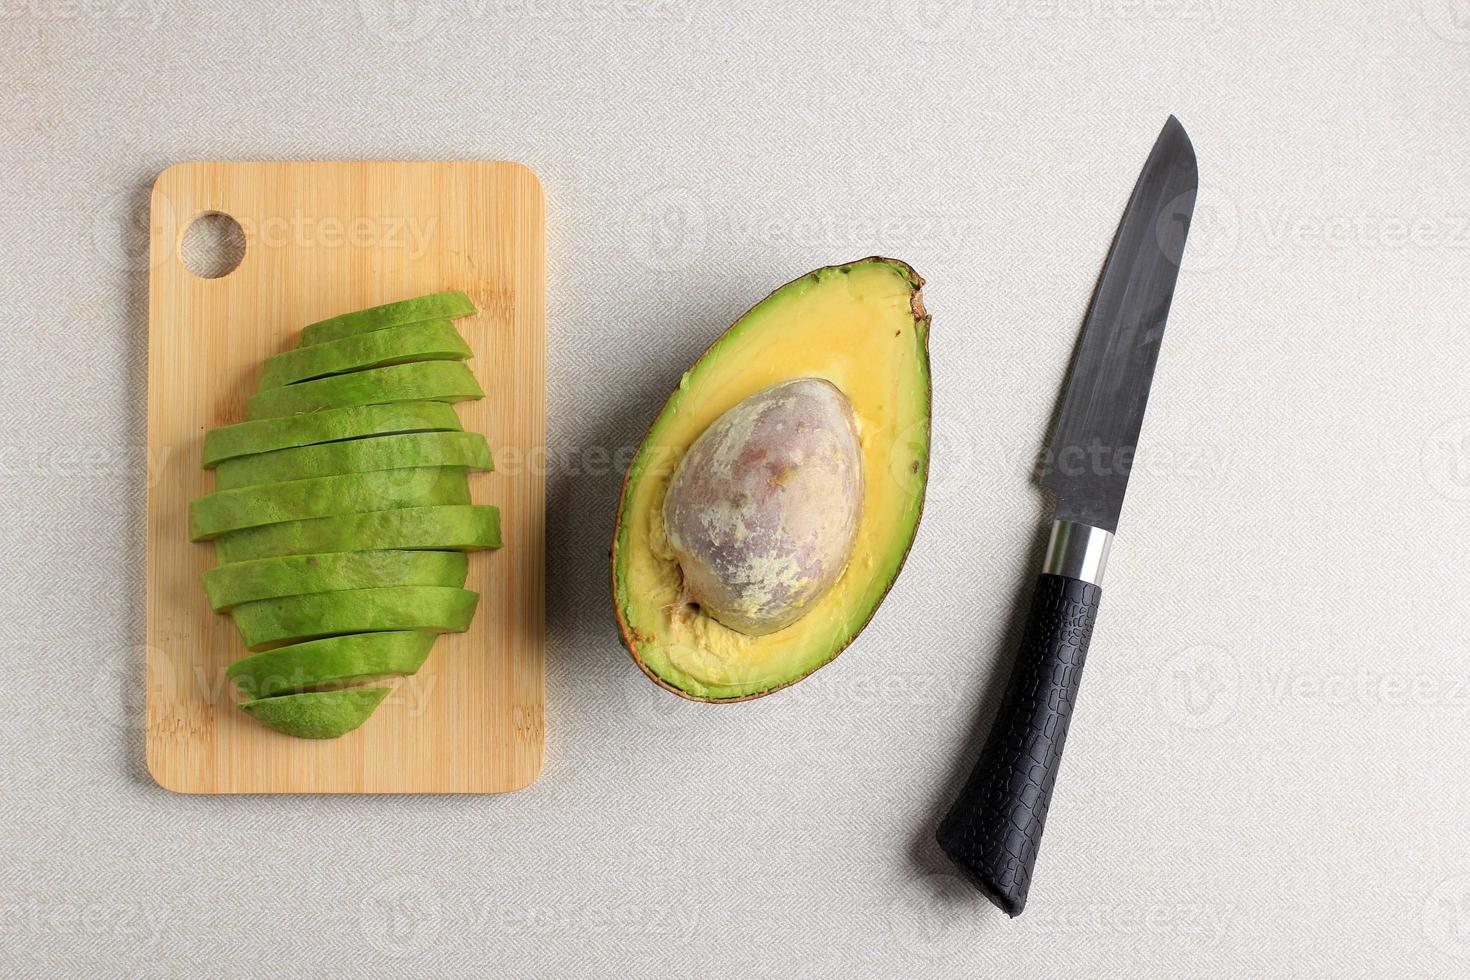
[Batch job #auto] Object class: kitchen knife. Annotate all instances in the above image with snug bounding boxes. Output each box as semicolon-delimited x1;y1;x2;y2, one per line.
935;116;1197;916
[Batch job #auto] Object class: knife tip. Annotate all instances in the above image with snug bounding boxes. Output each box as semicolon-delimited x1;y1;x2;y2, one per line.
1159;114;1197;178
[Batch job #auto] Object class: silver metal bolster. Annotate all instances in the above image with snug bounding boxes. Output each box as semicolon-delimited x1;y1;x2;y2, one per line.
1042;520;1112;587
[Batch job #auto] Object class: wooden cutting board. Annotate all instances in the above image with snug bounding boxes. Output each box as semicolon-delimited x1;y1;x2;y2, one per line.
145;161;545;793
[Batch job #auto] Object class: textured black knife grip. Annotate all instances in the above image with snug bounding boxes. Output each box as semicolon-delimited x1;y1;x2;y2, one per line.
936;573;1102;916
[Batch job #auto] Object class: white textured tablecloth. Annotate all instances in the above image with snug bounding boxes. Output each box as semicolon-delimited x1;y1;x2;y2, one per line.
3;2;1469;976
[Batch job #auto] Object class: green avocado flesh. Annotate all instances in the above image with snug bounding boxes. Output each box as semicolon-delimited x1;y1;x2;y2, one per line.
258;319;472;389
213;431;493;490
201;549;469;611
194;292;494;739
246;361;483;420
189;467;470;540
299;291;475;347
238;687;391;739
214;504;502;563
231;586;479;651
612;258;931;701
226;630;437;699
201;401;463;469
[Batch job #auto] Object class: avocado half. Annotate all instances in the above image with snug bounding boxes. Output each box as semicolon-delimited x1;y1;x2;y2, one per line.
611;257;931;701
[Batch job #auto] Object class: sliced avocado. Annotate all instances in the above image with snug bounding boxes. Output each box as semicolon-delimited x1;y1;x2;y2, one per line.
238;687;390;739
189;467;470;540
299;290;475;347
213;431;493;490
214;504;502;563
226;631;437;699
202;549;468;611
230;586;479;650
202;401;462;468
246;361;483;420
258;319;472;389
611;257;931;701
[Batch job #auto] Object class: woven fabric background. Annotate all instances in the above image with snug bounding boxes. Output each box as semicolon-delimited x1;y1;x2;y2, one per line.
3;2;1469;976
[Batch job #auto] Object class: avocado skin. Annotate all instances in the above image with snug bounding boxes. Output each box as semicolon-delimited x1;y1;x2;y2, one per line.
238;687;391;739
226;631;437;699
299;290;475;347
214;504;502;563
203;401;463;469
611;257;931;702
246;361;483;420
188;467;471;540
213;431;493;490
259;319;472;389
230;586;480;651
202;549;469;611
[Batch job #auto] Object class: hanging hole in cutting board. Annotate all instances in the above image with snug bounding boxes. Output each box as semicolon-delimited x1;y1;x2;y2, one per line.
180;211;246;279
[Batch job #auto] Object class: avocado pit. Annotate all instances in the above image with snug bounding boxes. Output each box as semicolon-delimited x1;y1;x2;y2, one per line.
661;378;863;636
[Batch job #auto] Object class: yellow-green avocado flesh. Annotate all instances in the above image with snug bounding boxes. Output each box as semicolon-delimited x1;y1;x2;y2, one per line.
611;257;931;701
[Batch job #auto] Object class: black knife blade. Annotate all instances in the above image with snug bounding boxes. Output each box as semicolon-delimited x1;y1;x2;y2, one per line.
1045;115;1197;533
936;117;1197;916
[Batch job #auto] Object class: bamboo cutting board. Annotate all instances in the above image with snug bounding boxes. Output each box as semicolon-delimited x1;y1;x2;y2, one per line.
146;161;545;793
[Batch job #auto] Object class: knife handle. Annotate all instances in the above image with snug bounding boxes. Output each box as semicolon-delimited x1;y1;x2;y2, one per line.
936;521;1110;916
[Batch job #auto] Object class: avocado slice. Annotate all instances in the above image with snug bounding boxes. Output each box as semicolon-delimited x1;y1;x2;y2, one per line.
238;687;390;739
230;586;479;650
202;549;468;611
214;504;501;563
202;401;462;468
226;630;437;699
189;467;470;540
258;319;472;389
245;361;483;420
299;290;475;347
213;431;493;490
611;257;931;701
